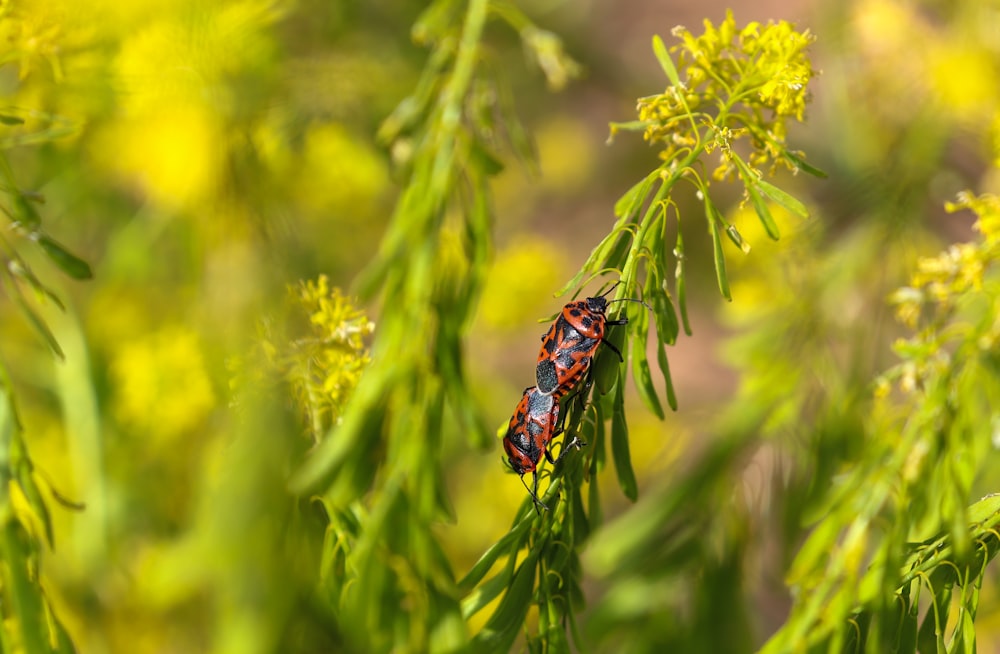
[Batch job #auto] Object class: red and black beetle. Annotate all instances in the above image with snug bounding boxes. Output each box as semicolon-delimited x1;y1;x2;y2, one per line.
502;386;580;509
535;284;649;400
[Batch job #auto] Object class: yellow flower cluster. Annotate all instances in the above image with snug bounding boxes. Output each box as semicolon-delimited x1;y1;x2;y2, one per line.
882;192;1000;397
891;193;1000;329
261;275;374;442
637;11;815;179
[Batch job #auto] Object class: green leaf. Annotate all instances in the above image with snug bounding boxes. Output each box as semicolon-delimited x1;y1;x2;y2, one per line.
706;207;731;301
747;184;781;240
557;227;632;297
966;493;1000;524
783;150;828;178
588;459;603;530
674;228;693;336
472;547;541;653
652;35;682;87
610;379;637;501
1;520;49;654
15;466;53;548
8;260;66;310
468;138;504;176
632;349;663;419
754;179;809;219
0;114;24;126
917;571;951;654
630;308;664;420
289;369;394;495
646;271;678;347
956;609;975;654
16;297;64;360
594;319;626;396
897;582;919;654
458;521;531;593
10;191;41;229
656;339;678;411
614;172;656;219
590;399;606;475
602;230;635;275
571;481;590;543
461;571;514;620
37;234;93;280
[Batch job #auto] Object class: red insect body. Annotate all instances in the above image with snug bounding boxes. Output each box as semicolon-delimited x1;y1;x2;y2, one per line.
503;386;576;509
535;293;628;399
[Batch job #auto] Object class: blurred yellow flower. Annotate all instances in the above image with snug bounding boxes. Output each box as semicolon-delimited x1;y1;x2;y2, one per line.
100;102;224;209
294;123;390;216
535;118;596;193
478;235;570;330
87;0;282;209
112;326;217;440
929;46;998;124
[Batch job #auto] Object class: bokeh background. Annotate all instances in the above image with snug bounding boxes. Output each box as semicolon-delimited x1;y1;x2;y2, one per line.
2;0;999;651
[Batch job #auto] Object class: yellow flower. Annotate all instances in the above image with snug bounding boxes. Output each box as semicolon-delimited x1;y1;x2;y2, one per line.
112;327;217;441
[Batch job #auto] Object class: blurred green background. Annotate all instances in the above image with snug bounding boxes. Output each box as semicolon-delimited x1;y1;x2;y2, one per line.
2;0;999;652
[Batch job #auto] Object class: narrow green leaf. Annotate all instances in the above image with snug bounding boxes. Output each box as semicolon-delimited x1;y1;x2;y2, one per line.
707;210;731;301
590;399;606;474
49;608;76;654
0;114;24;125
968;493;1000;523
651;35;682;87
601;230;635;276
614;172;656;219
916;571;951;654
633;349;663;419
37;234;93;280
646;271;678;346
630;309;664;420
15;466;53;548
11;191;41;229
957;609;975;654
16;297;64;360
610;379;637;501
588;453;603;529
594;319;626;396
468;138;504;176
755;179;809;219
1;520;49;654
571;480;590;543
897;582;919;654
461;571;514;620
674;229;692;336
786;518;843;585
747;185;781;240
458;521;531;592
8;260;66;310
472;548;541;653
557;227;633;297
656;339;678;411
289;369;394;494
555;266;588;298
783;150;828;178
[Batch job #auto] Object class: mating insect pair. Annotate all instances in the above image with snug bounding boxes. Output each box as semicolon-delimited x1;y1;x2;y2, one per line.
502;283;650;509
